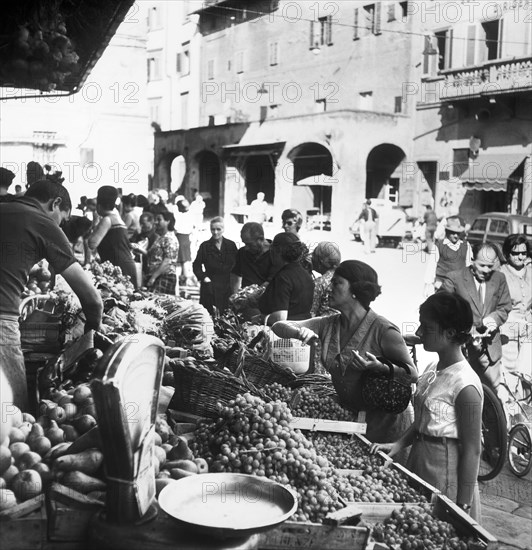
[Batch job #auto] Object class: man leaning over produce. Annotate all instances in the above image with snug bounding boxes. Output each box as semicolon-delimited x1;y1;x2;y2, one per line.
0;179;103;410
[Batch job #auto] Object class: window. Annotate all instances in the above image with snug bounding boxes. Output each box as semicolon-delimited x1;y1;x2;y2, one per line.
310;16;333;48
417;161;438;190
148;6;162;30
359;91;373;110
480;19;502;61
363;3;381;36
471;218;488;232
489;219;509;234
177;42;190;75
394;96;402;113
235;51;244;74
260;106;268;123
387;4;396;22
181;92;189;130
207;59;215;80
435;29;453;70
147;51;162;81
399;1;408;20
269;42;279;66
315;98;327;112
353;8;359;40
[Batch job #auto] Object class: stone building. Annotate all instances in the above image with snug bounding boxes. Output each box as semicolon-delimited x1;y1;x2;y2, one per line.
411;0;532;221
152;0;419;230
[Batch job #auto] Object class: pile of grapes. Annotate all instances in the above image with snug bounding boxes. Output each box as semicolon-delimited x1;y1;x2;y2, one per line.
307;433;384;470
371;504;473;550
261;382;293;404
190;392;343;523
290;387;357;421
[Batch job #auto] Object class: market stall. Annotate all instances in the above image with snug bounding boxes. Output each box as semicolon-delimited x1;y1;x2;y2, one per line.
0;260;499;550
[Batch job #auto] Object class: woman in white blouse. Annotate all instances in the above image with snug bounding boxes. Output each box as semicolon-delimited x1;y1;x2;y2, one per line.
371;292;483;521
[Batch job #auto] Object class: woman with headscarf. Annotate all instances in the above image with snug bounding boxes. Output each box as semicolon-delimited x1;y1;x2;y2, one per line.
311;241;341;317
258;232;314;325
88;185;138;287
271;260;417;446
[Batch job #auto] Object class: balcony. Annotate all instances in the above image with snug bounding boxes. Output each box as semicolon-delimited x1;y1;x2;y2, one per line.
422;56;532;103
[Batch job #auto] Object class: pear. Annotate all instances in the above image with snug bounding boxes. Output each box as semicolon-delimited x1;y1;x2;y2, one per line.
46;420;65;446
26;423;45;448
167;437;194;461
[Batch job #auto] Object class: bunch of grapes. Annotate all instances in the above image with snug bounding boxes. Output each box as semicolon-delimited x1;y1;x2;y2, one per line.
261;382;293;404
190;392;343;523
291;387;356;421
371;504;471;550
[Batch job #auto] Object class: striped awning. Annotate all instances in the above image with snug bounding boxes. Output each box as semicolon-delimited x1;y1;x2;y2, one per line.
460;154;526;192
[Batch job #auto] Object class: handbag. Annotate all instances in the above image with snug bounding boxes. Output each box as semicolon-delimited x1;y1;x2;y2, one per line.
361;357;412;414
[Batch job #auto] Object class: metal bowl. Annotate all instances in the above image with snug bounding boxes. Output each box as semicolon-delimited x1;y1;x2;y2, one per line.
158;473;298;539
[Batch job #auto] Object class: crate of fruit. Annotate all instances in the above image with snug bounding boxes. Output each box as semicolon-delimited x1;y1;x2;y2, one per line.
19;294;63;353
0;494;47;550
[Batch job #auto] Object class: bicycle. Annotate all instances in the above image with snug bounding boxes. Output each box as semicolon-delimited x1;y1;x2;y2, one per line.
503;371;532;477
403;333;508;482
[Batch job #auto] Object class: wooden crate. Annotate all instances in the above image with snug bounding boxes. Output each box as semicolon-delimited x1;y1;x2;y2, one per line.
46;483;104;545
0;495;47;550
259;520;370;550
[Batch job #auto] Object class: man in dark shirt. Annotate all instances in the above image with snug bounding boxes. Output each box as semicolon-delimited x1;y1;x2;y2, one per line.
232;222;276;292
0;180;103;409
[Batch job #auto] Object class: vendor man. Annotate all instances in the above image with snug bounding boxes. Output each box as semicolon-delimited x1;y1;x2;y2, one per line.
0;180;103;410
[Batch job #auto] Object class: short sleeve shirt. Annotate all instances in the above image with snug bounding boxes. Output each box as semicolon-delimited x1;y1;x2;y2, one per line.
0;197;76;316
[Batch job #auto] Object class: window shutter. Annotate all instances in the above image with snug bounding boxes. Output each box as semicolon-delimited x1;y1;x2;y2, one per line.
387;3;396;22
176;53;181;73
373;2;382;35
353;8;359;40
500;13;528;58
326;16;333;45
466;24;476;65
310;20;315;48
423;35;438;76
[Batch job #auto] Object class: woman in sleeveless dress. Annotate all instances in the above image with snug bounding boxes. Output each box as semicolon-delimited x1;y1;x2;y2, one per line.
88;186;138;288
271;260;417;446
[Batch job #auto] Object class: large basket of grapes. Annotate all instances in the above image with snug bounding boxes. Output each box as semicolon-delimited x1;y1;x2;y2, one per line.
170;360;266;417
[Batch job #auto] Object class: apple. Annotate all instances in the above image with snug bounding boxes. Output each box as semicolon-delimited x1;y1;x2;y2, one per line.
154;446;166;467
12;470;42;501
8;427;25;444
0;446;12;475
73;385;92;405
0;489;17;511
17;451;41;471
194;458;209;474
9;442;30;460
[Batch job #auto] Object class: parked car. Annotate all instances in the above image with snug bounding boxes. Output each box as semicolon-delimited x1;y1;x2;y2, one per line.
466;212;532;256
349;199;410;248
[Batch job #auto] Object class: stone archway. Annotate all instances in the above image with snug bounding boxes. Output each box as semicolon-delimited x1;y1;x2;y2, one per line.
366;144;406;201
287;142;334;218
196;150;221;218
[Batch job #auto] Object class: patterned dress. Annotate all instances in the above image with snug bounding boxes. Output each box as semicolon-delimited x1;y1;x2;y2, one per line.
147;232;179;294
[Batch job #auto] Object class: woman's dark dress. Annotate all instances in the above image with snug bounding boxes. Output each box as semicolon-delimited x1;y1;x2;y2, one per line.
97;225;137;287
193;237;238;315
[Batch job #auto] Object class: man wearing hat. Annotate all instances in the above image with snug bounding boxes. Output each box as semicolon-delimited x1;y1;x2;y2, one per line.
424;216;472;296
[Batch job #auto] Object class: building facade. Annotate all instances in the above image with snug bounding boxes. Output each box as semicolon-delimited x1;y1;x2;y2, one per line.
152;0;532;228
153;0;423;230
411;0;532;221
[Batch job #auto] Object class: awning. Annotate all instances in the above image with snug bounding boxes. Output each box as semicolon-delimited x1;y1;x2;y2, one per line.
460;154;526;192
296;174;336;187
221;142;286;158
0;0;135;95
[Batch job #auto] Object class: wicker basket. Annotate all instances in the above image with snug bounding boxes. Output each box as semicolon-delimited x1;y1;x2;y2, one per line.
170;361;266;417
237;354;297;388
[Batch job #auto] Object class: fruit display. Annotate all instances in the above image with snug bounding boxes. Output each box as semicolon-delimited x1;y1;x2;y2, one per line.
291;386;357;421
370;503;475;550
21;261;52;297
0;9;79;92
190;392;343;523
